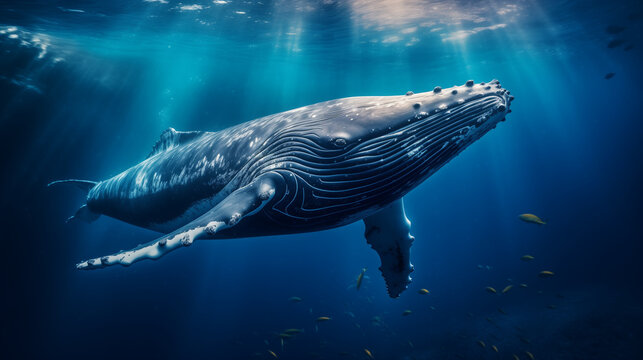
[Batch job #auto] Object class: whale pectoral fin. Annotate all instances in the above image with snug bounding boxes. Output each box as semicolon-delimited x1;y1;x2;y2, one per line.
76;173;280;270
363;198;414;298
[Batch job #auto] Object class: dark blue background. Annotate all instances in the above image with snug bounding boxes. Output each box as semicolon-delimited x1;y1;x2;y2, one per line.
1;1;642;359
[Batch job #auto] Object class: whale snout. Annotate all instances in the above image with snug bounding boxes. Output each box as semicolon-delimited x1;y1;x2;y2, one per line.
399;79;515;157
482;79;514;120
466;79;512;112
454;79;514;133
409;79;513;125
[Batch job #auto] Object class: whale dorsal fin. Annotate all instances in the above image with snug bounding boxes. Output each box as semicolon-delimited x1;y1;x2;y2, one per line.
148;127;205;158
363;198;414;298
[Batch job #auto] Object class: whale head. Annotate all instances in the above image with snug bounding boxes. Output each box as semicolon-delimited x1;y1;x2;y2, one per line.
249;79;513;227
310;79;513;202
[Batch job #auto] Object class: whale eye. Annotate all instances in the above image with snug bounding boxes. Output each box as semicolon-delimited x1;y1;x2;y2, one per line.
333;138;347;148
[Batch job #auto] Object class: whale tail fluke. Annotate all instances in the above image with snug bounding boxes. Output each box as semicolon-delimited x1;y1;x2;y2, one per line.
47;179;98;193
48;179;100;223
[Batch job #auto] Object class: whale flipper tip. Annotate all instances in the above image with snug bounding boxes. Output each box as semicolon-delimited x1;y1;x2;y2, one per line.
363;198;414;298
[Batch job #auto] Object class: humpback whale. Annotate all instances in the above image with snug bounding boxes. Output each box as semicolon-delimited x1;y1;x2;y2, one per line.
50;79;513;297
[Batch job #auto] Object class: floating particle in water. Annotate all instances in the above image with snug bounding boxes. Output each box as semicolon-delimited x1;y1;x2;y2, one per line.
538;270;555;278
518;213;546;225
356;267;367;290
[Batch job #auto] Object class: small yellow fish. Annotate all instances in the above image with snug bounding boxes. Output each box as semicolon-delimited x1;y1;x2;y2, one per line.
521;255;535;261
315;316;331;322
485;286;497;294
418;288;430;295
288;296;302;302
278;333;293;339
519;283;528;288
512;354;520;360
518;213;546;225
402;310;412;316
525;351;535;360
364;348;374;359
356;267;367;290
538;270;555;278
267;350;278;359
477;340;486;348
491;345;499;353
502;285;513;294
283;328;303;335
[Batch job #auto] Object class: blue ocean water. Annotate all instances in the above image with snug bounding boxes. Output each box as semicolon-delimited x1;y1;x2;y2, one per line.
1;0;642;359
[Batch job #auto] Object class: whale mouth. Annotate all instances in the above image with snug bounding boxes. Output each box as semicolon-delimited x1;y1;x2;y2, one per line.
455;93;510;142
